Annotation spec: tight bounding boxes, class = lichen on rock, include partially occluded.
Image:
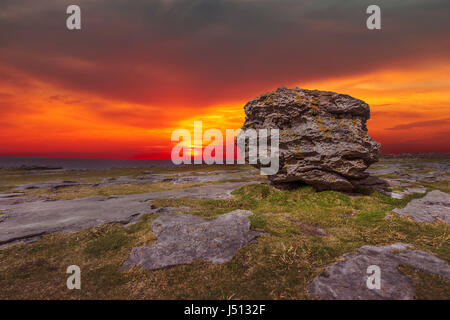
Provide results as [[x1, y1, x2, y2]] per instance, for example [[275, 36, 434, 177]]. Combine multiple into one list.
[[308, 243, 450, 300], [239, 86, 381, 191]]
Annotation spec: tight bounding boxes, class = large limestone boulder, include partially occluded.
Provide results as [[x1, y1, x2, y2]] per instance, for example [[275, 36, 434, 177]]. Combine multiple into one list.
[[239, 86, 380, 191]]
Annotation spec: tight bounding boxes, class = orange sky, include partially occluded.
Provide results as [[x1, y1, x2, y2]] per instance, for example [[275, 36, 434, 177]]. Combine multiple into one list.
[[0, 1, 449, 158], [1, 62, 448, 158]]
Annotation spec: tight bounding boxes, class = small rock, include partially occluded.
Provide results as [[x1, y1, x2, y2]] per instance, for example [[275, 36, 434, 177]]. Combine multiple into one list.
[[308, 243, 450, 300], [390, 191, 407, 199], [405, 187, 426, 194], [385, 179, 411, 187], [393, 190, 450, 223]]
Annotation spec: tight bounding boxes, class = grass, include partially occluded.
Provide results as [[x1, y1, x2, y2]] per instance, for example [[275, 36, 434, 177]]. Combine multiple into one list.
[[420, 180, 450, 193], [399, 265, 450, 300], [84, 230, 132, 257], [0, 185, 15, 193], [0, 180, 448, 299]]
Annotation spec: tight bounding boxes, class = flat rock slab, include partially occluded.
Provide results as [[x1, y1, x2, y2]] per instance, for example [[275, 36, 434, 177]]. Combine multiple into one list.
[[406, 187, 427, 194], [389, 191, 407, 200], [0, 182, 250, 247], [122, 210, 262, 270], [393, 190, 450, 223], [169, 174, 246, 184], [15, 180, 81, 191], [308, 243, 450, 300], [98, 173, 255, 186], [0, 193, 24, 199], [367, 161, 450, 183], [0, 196, 51, 207]]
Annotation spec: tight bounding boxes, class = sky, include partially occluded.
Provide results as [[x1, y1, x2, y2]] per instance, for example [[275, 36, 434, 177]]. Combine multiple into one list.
[[0, 0, 449, 159]]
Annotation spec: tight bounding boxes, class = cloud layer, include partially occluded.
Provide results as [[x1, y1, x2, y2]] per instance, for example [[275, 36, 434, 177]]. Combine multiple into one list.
[[0, 0, 449, 157]]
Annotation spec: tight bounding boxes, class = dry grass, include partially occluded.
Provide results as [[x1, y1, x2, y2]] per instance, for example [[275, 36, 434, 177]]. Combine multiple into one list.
[[398, 265, 450, 300]]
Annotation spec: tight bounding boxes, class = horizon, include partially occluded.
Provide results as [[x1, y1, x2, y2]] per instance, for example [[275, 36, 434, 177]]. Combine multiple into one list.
[[1, 150, 449, 162], [1, 0, 449, 158]]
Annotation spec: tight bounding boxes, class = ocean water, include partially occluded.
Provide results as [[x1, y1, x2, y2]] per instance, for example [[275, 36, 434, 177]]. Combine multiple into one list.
[[0, 157, 175, 170]]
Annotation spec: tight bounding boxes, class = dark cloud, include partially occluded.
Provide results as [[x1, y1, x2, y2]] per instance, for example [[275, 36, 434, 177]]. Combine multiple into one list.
[[380, 137, 450, 154], [0, 0, 449, 108], [387, 117, 450, 130], [371, 110, 425, 119]]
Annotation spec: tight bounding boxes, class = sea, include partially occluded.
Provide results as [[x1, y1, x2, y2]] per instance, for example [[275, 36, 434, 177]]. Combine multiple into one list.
[[0, 157, 175, 170]]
